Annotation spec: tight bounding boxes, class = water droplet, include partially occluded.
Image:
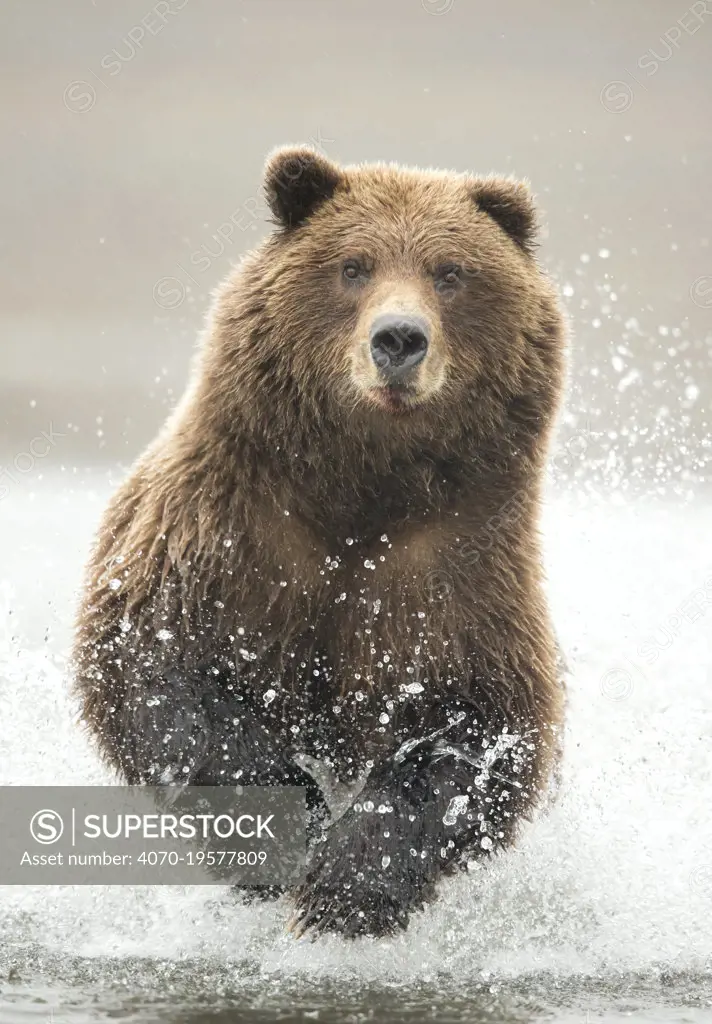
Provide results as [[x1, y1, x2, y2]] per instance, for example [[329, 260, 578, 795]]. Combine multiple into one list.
[[443, 794, 469, 826]]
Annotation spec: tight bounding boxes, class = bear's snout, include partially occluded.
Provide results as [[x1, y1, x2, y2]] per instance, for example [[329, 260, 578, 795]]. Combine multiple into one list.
[[369, 314, 430, 384]]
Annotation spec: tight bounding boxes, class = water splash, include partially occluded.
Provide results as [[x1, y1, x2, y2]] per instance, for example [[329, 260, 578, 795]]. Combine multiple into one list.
[[1, 483, 711, 1018]]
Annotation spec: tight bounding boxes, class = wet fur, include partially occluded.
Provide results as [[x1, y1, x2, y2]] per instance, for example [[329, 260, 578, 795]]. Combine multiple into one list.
[[73, 147, 567, 938]]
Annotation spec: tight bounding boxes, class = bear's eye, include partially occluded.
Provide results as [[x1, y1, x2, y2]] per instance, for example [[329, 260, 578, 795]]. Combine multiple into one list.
[[342, 259, 367, 283], [434, 264, 463, 291]]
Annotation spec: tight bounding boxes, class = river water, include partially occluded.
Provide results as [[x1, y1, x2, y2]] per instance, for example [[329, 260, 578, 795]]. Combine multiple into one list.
[[0, 475, 710, 1022]]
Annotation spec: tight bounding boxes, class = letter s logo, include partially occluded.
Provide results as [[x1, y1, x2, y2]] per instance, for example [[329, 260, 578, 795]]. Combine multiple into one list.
[[30, 809, 64, 845]]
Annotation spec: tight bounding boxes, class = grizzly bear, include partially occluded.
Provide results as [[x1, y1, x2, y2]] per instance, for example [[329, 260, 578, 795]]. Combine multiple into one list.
[[73, 146, 566, 938]]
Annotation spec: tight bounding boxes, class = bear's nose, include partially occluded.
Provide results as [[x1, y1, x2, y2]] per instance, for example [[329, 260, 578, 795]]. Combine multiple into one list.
[[369, 314, 430, 383]]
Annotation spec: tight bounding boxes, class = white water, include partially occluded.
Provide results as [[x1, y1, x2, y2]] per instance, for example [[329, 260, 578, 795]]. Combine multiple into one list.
[[1, 473, 711, 1019]]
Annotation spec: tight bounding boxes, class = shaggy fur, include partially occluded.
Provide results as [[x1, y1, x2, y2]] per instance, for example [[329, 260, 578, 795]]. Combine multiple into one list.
[[73, 146, 567, 938]]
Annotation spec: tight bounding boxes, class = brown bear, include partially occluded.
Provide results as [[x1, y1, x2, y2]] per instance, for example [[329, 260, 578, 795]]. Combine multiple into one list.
[[73, 146, 566, 938]]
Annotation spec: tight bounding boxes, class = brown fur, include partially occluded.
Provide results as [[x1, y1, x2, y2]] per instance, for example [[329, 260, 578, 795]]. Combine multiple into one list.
[[73, 146, 567, 938]]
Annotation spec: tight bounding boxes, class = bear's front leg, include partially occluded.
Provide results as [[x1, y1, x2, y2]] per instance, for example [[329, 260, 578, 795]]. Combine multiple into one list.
[[98, 663, 329, 842], [289, 700, 542, 938]]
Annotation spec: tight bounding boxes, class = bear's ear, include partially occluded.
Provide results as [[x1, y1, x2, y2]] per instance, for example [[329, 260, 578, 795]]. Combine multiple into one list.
[[263, 146, 343, 229], [469, 177, 538, 254]]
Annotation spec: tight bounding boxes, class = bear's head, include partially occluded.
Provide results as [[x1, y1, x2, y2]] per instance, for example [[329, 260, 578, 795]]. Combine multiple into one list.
[[202, 146, 565, 463]]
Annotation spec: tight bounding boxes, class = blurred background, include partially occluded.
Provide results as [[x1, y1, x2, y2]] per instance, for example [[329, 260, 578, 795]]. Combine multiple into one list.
[[1, 0, 710, 495], [1, 9, 712, 1016]]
